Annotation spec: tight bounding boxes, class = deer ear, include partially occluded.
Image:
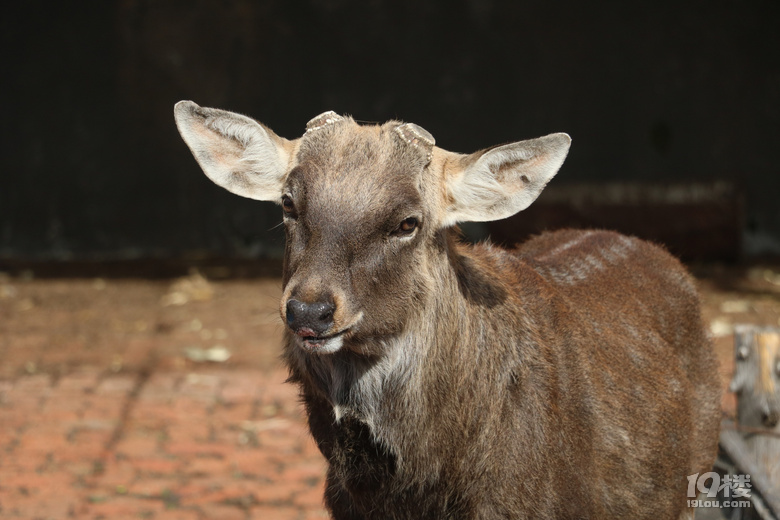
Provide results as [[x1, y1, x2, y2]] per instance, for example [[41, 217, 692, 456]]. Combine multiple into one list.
[[174, 100, 293, 201], [440, 133, 571, 226]]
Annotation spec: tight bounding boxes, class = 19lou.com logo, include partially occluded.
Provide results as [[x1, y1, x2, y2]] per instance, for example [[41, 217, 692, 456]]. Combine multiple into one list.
[[687, 472, 752, 508]]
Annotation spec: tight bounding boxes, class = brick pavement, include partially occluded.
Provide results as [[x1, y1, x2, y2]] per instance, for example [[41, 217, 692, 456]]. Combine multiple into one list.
[[0, 367, 329, 520]]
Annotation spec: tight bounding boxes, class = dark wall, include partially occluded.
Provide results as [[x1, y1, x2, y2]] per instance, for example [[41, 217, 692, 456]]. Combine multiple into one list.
[[2, 0, 778, 261]]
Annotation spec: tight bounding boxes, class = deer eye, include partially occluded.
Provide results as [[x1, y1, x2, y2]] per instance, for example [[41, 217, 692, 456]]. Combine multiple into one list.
[[392, 217, 419, 237], [282, 195, 297, 217]]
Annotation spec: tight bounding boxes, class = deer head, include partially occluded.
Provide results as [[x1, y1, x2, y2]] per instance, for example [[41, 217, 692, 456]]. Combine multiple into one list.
[[174, 101, 570, 354]]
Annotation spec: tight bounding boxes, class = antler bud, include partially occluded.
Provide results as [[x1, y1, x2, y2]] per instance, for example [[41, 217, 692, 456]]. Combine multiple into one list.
[[394, 123, 435, 162], [305, 111, 344, 134]]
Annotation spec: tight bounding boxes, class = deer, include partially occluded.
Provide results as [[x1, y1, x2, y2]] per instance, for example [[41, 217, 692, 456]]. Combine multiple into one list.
[[174, 100, 721, 520]]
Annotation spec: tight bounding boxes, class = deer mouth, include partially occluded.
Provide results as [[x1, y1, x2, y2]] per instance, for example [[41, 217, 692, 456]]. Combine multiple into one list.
[[296, 328, 348, 354]]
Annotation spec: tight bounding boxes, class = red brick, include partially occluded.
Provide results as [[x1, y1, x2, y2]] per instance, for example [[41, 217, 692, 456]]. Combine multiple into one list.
[[0, 381, 13, 403], [165, 441, 231, 458], [186, 491, 259, 509], [138, 376, 178, 403], [71, 417, 118, 434], [115, 433, 161, 459], [176, 478, 256, 507], [0, 361, 337, 520], [0, 428, 17, 448], [300, 437, 322, 458], [57, 370, 101, 393], [260, 378, 298, 403], [179, 375, 221, 401], [231, 449, 284, 477], [35, 396, 83, 420], [0, 469, 73, 496], [257, 429, 305, 453], [14, 374, 52, 391], [211, 425, 246, 447], [96, 375, 137, 395], [127, 476, 182, 497], [51, 447, 104, 468], [279, 461, 326, 484], [71, 461, 100, 478], [171, 397, 215, 418], [131, 456, 182, 475], [15, 431, 70, 456], [293, 484, 325, 508], [80, 397, 125, 423], [64, 428, 112, 450], [0, 490, 78, 519], [79, 495, 166, 518], [184, 456, 232, 478], [0, 452, 48, 474], [196, 503, 246, 520], [155, 508, 202, 520], [211, 402, 254, 426], [41, 393, 87, 415], [166, 422, 212, 444], [129, 403, 180, 427], [253, 481, 301, 505], [301, 509, 331, 520], [96, 459, 137, 488], [25, 412, 75, 432], [249, 505, 302, 520], [220, 378, 260, 405], [0, 408, 34, 430]]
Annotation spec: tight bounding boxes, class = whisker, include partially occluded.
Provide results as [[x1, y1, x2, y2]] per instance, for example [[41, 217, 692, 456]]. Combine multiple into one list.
[[268, 220, 285, 232]]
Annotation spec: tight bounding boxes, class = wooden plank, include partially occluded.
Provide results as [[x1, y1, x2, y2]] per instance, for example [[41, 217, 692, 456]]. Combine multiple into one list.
[[719, 424, 780, 519], [724, 325, 780, 519]]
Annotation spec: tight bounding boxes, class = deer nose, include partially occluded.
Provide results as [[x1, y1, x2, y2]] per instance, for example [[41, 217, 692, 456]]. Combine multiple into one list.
[[286, 299, 335, 336]]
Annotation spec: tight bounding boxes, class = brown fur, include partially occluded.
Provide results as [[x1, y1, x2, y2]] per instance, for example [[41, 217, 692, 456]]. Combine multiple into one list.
[[174, 103, 721, 519]]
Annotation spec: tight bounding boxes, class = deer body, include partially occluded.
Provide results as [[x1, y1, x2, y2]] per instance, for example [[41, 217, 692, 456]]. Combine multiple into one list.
[[174, 102, 720, 519]]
